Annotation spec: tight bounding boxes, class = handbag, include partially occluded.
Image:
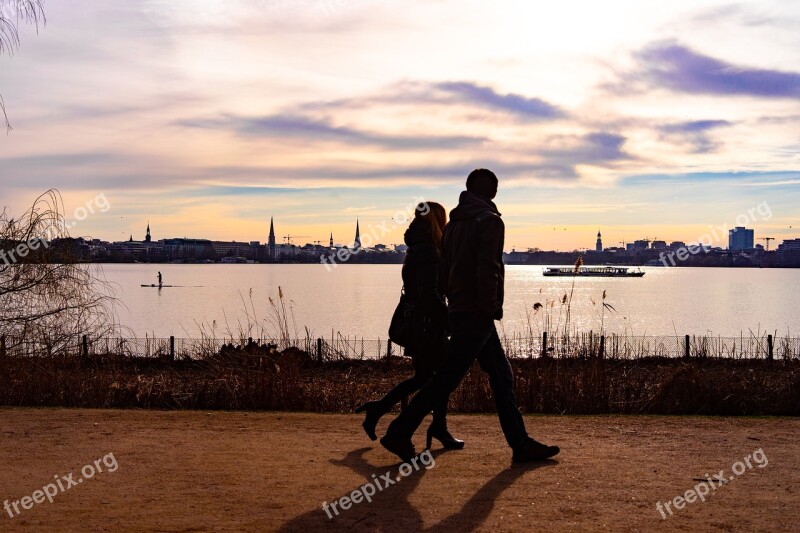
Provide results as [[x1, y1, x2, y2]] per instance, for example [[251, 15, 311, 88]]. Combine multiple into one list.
[[389, 287, 446, 349], [389, 287, 415, 347]]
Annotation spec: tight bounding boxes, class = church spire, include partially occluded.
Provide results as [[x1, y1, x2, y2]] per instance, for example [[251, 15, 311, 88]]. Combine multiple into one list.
[[329, 232, 334, 248], [268, 217, 276, 257], [354, 219, 361, 250], [145, 221, 151, 243]]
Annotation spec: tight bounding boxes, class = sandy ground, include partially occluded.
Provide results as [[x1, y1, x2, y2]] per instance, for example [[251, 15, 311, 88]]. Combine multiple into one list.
[[0, 409, 797, 532]]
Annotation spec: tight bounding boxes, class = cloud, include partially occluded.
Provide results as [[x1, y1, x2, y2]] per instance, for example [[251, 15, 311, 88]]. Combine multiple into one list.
[[689, 3, 798, 29], [205, 160, 577, 182], [179, 113, 484, 150], [503, 202, 650, 215], [0, 150, 197, 191], [257, 131, 625, 182], [757, 114, 800, 125], [618, 41, 800, 98], [658, 119, 733, 154], [622, 170, 800, 186], [2, 129, 630, 197], [197, 132, 632, 184], [543, 132, 631, 166], [0, 152, 121, 168], [659, 120, 732, 133], [301, 80, 566, 121], [343, 205, 377, 213], [431, 81, 566, 119], [737, 177, 800, 187], [571, 132, 628, 162]]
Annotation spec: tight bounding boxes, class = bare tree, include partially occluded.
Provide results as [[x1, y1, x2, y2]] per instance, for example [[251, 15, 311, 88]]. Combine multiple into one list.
[[1, 189, 120, 355], [1, 0, 45, 132], [1, 6, 121, 354]]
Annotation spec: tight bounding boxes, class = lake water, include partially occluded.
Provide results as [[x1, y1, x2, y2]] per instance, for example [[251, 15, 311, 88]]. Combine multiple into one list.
[[100, 264, 800, 339]]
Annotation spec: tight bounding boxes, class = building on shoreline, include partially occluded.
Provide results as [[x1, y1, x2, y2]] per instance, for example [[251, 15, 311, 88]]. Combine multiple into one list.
[[776, 238, 800, 267], [502, 229, 800, 268], [59, 223, 800, 268], [729, 227, 755, 251], [211, 240, 260, 260], [93, 220, 405, 264]]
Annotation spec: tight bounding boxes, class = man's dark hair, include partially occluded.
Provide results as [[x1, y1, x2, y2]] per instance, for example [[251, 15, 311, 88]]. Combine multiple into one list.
[[466, 168, 498, 199]]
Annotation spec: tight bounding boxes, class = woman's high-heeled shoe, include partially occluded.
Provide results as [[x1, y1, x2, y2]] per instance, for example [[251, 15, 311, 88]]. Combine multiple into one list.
[[426, 425, 465, 450], [355, 401, 385, 441]]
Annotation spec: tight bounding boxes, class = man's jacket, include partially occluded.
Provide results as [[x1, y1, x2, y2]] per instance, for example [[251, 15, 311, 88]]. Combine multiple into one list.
[[441, 190, 505, 319]]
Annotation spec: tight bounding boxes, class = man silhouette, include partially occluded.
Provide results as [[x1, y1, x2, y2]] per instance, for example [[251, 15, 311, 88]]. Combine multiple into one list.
[[381, 169, 559, 463]]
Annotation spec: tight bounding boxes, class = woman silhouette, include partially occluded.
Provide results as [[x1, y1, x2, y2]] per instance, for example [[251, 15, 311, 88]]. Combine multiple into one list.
[[356, 202, 463, 450]]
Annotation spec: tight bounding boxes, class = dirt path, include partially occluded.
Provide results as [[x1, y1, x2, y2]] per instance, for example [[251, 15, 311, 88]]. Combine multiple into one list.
[[0, 409, 797, 531]]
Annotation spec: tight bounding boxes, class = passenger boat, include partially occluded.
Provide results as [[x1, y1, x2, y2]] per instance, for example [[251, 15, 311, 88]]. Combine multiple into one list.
[[543, 266, 645, 277]]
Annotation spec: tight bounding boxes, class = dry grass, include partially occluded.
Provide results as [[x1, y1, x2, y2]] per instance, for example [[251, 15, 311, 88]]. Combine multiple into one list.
[[1, 349, 798, 415]]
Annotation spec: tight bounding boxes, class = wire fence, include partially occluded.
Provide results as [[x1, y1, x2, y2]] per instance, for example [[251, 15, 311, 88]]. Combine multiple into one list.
[[0, 334, 403, 361], [1, 332, 799, 360], [502, 332, 800, 360]]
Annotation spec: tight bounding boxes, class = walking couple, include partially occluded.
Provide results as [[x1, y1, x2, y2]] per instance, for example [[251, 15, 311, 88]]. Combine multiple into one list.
[[356, 169, 559, 463]]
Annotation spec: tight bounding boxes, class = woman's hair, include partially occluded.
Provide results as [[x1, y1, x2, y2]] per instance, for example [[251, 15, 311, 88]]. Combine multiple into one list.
[[415, 202, 447, 248]]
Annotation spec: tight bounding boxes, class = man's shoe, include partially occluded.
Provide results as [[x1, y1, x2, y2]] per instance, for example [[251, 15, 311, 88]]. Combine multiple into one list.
[[380, 433, 416, 463], [512, 439, 560, 462]]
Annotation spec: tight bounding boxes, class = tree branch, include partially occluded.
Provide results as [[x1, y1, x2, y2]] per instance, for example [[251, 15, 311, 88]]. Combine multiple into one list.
[[1, 0, 46, 132]]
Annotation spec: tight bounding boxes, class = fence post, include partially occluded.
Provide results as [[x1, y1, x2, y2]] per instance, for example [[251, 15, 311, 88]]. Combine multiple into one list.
[[397, 340, 408, 409], [1, 335, 6, 358], [317, 338, 323, 364], [82, 335, 89, 358], [541, 332, 548, 357], [684, 335, 691, 359], [599, 335, 605, 359], [169, 336, 175, 361], [767, 334, 774, 360]]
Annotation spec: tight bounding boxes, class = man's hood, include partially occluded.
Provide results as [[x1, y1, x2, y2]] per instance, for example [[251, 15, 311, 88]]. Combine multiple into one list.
[[449, 190, 501, 222]]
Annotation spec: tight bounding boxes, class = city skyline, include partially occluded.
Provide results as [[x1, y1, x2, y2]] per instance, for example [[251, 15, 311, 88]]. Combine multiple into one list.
[[105, 218, 788, 254], [1, 1, 799, 250]]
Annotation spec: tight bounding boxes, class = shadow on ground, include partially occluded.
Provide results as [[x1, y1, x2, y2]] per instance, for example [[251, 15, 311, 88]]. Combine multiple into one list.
[[277, 447, 557, 531]]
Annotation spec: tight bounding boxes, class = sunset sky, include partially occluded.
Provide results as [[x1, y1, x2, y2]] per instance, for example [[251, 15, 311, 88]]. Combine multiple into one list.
[[2, 0, 799, 251]]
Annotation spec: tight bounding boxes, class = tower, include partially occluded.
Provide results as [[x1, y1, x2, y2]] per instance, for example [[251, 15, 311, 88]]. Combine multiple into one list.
[[145, 222, 151, 243], [354, 219, 361, 250], [596, 230, 602, 253], [329, 232, 334, 248], [268, 217, 276, 258]]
